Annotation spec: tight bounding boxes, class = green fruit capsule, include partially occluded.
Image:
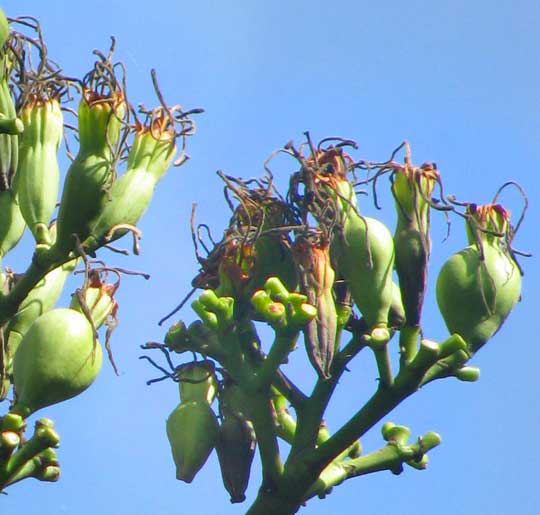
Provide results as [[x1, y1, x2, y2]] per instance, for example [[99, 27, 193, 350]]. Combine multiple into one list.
[[52, 88, 126, 258], [216, 411, 256, 503], [12, 308, 102, 416], [83, 118, 176, 252], [15, 98, 64, 246], [436, 244, 521, 352], [0, 189, 25, 259], [177, 361, 218, 405], [166, 401, 219, 483], [333, 212, 395, 331], [312, 165, 395, 333]]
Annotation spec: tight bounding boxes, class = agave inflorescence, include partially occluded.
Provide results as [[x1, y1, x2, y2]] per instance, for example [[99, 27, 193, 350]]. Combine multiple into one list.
[[142, 132, 527, 514]]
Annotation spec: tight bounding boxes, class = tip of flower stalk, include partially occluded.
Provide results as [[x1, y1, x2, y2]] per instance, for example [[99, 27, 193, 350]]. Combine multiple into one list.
[[454, 366, 480, 382], [37, 465, 61, 482], [382, 422, 411, 444], [267, 302, 286, 319], [35, 424, 60, 448], [368, 326, 391, 347], [1, 412, 26, 432], [420, 431, 442, 450], [406, 454, 429, 470], [10, 404, 32, 419], [0, 431, 20, 449], [264, 277, 290, 302]]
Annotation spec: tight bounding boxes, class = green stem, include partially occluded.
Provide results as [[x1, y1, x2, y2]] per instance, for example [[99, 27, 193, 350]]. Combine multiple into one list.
[[245, 488, 302, 515], [372, 344, 394, 389], [0, 432, 52, 486], [0, 458, 39, 488], [245, 391, 284, 490], [219, 326, 254, 387], [399, 325, 420, 368], [303, 339, 440, 473], [420, 349, 471, 385], [0, 254, 67, 326], [287, 336, 366, 462], [305, 445, 404, 499], [273, 370, 308, 411], [255, 333, 298, 390]]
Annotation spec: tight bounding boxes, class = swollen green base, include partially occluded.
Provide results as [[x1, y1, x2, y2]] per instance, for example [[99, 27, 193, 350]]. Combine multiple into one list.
[[436, 244, 521, 351], [13, 308, 103, 414]]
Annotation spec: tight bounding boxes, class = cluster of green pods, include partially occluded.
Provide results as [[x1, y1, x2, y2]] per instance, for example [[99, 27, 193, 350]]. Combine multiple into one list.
[[165, 362, 258, 502], [146, 130, 526, 508], [0, 8, 203, 495], [159, 135, 525, 409]]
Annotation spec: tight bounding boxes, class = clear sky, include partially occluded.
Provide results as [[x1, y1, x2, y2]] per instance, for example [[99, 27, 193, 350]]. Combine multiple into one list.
[[2, 1, 539, 514]]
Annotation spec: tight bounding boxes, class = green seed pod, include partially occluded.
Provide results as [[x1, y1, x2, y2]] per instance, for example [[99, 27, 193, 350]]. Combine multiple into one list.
[[166, 400, 219, 483], [12, 308, 103, 416], [382, 422, 411, 445], [177, 361, 218, 405], [301, 148, 395, 334], [52, 88, 126, 257], [0, 189, 25, 259], [333, 212, 395, 331], [14, 98, 63, 246], [216, 411, 256, 503], [437, 203, 522, 353], [436, 243, 521, 353], [83, 119, 176, 252]]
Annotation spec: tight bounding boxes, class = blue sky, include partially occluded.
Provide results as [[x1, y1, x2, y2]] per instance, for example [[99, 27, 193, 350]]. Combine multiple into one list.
[[2, 1, 539, 514]]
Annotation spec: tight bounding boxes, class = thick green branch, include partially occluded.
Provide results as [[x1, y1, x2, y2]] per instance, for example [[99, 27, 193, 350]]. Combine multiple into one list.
[[273, 370, 308, 411], [304, 339, 442, 472], [254, 333, 299, 390], [306, 431, 441, 500], [287, 335, 367, 461]]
